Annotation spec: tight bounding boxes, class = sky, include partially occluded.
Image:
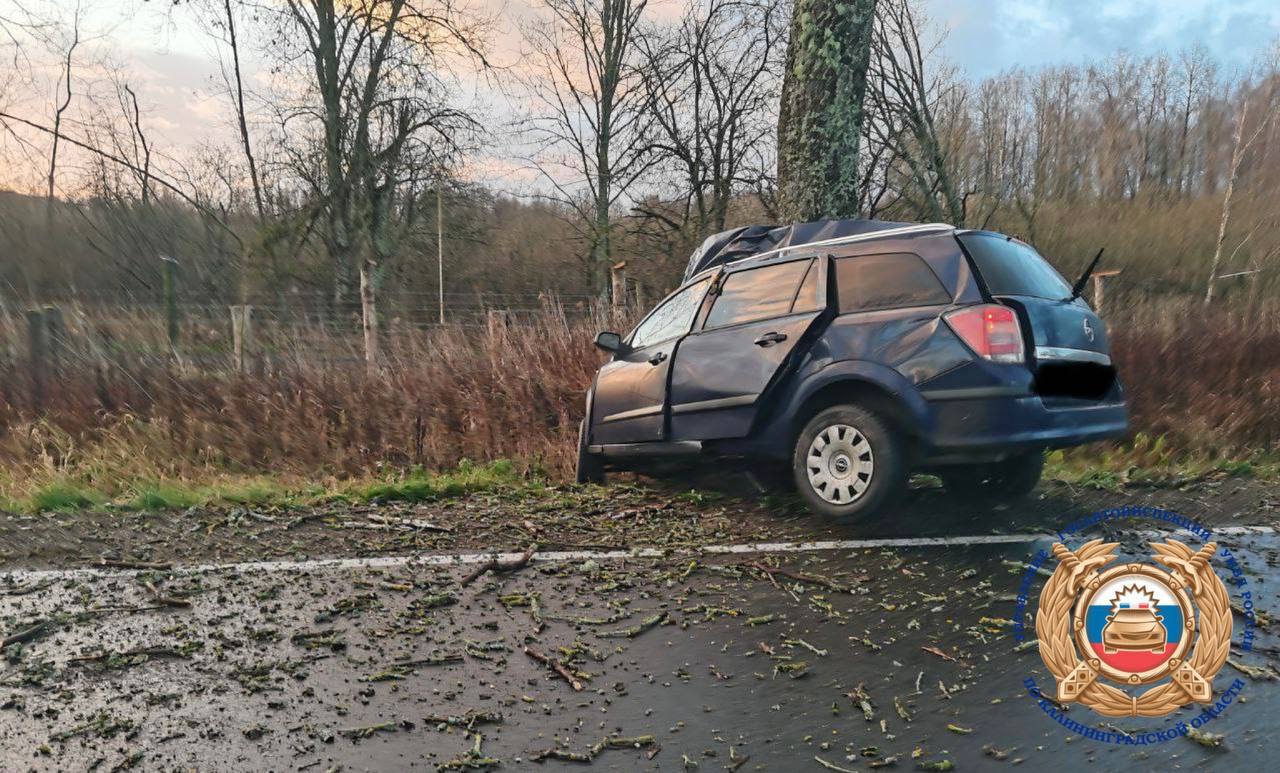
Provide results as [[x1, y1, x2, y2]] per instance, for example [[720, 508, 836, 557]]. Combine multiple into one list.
[[932, 0, 1280, 79], [2, 0, 1278, 194]]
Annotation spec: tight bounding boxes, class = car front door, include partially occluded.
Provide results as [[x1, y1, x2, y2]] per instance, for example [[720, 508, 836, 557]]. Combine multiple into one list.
[[668, 257, 827, 441], [589, 278, 711, 445]]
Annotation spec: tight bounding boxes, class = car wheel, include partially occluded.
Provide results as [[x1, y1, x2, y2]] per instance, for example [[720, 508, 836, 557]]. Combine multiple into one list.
[[939, 451, 1043, 501], [792, 405, 907, 521], [575, 420, 605, 484]]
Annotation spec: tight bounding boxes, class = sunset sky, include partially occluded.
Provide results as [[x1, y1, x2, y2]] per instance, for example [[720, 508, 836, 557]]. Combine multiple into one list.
[[2, 0, 1278, 194]]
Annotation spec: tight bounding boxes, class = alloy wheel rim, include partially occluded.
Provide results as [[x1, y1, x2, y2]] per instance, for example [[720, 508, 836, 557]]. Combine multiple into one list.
[[806, 424, 874, 504]]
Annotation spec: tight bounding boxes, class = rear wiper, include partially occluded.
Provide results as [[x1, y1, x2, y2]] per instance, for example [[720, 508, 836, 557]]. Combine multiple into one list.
[[1068, 247, 1105, 301]]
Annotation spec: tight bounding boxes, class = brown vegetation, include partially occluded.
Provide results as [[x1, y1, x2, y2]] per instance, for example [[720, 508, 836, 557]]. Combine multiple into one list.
[[1, 295, 1276, 508]]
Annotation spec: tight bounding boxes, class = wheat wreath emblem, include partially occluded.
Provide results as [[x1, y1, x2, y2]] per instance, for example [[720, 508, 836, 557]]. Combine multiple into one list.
[[1034, 539, 1231, 718]]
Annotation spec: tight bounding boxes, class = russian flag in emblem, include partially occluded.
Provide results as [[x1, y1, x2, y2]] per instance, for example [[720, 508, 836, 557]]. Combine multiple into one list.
[[1081, 576, 1184, 673]]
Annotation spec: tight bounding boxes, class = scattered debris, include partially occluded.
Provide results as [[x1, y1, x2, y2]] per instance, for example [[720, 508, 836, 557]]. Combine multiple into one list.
[[531, 734, 656, 763], [1185, 728, 1225, 749], [524, 645, 584, 691], [461, 544, 537, 587]]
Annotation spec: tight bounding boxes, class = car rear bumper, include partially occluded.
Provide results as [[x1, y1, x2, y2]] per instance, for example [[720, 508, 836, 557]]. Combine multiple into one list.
[[923, 394, 1128, 453]]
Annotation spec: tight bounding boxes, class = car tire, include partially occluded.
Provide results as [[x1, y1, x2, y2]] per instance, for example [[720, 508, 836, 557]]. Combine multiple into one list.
[[791, 405, 907, 521], [575, 420, 605, 484], [939, 451, 1044, 501]]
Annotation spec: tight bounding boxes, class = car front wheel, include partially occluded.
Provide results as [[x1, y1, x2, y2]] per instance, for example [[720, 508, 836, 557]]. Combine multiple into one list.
[[792, 405, 907, 521]]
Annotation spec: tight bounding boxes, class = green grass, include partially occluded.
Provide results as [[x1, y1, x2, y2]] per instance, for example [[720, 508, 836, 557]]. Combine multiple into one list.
[[127, 483, 207, 511], [341, 459, 525, 504], [4, 444, 1274, 515], [26, 482, 104, 512], [2, 459, 535, 515]]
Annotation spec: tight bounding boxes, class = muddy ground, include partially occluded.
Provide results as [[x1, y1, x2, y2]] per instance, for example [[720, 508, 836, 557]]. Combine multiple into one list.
[[1, 476, 1277, 771]]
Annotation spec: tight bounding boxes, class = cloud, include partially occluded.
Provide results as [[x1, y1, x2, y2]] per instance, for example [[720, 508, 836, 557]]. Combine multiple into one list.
[[929, 0, 1280, 78]]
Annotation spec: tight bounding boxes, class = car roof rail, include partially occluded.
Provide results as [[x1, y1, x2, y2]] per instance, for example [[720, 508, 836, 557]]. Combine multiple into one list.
[[724, 222, 956, 269]]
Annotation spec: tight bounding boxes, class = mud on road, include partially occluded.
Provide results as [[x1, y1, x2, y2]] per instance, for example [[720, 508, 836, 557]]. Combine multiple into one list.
[[1, 476, 1278, 771]]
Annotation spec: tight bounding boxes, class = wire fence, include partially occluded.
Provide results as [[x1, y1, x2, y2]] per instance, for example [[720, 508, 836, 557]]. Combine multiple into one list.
[[0, 290, 639, 386], [2, 270, 1277, 384]]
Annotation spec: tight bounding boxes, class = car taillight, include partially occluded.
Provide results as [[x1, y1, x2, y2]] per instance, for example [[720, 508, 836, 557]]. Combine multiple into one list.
[[944, 304, 1025, 364]]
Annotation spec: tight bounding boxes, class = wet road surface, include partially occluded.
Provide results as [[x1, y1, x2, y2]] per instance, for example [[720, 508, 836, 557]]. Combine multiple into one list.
[[1, 481, 1278, 771]]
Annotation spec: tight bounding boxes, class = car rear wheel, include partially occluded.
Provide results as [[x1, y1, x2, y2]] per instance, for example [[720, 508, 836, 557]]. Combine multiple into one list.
[[939, 451, 1043, 501], [792, 405, 907, 521], [575, 420, 605, 484]]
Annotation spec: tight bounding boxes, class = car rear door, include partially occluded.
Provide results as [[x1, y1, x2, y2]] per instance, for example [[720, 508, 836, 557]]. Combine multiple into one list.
[[957, 232, 1111, 361], [668, 257, 826, 441], [957, 233, 1117, 399], [590, 278, 710, 445]]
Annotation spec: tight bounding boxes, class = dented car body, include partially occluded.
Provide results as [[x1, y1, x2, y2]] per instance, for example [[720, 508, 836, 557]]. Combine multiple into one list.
[[578, 221, 1128, 519]]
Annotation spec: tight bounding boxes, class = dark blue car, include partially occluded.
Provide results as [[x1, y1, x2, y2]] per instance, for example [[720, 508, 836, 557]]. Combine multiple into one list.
[[576, 221, 1127, 519]]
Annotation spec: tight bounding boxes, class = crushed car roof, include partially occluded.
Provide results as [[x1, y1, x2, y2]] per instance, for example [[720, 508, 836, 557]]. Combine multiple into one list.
[[683, 219, 953, 281]]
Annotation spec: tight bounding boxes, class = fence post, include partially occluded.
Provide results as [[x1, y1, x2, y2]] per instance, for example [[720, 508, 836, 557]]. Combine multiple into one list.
[[231, 305, 253, 373], [27, 309, 47, 410], [1092, 269, 1121, 316], [42, 305, 63, 374], [161, 255, 180, 354], [486, 309, 510, 337], [611, 261, 627, 308]]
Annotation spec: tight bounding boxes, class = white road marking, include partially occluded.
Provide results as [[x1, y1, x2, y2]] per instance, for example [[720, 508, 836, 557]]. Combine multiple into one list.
[[2, 525, 1273, 583]]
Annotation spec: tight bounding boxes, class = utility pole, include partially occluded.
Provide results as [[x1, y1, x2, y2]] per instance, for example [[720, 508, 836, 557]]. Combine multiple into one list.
[[437, 182, 445, 324]]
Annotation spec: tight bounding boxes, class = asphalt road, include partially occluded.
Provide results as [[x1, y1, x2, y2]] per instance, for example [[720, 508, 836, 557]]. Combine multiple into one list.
[[1, 479, 1277, 771]]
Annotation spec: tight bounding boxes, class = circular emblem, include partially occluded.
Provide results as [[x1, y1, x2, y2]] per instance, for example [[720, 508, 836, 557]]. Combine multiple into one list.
[[1035, 539, 1231, 717], [1071, 564, 1193, 685]]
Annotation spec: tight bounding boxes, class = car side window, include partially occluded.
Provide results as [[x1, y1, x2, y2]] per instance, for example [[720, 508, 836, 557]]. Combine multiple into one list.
[[704, 259, 811, 329], [629, 279, 709, 349], [835, 253, 950, 313], [791, 259, 821, 314]]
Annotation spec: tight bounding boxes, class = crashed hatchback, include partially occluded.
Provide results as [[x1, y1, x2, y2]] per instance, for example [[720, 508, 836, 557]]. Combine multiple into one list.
[[576, 220, 1128, 520]]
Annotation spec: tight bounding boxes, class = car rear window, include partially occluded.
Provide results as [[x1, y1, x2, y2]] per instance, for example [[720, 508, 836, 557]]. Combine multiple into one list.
[[835, 253, 949, 312], [958, 233, 1071, 299], [705, 259, 811, 328]]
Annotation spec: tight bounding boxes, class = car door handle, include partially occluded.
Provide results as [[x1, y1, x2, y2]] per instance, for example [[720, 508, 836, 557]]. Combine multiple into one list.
[[754, 332, 787, 347], [647, 352, 668, 365]]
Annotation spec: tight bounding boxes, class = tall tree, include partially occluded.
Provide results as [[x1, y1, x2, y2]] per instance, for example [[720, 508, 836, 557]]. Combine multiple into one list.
[[521, 0, 651, 298], [775, 0, 878, 222], [273, 0, 484, 367], [637, 0, 785, 240]]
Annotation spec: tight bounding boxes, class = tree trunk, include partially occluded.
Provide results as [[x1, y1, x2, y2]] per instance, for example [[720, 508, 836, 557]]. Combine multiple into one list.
[[1205, 101, 1248, 305], [776, 0, 878, 223], [359, 257, 380, 375]]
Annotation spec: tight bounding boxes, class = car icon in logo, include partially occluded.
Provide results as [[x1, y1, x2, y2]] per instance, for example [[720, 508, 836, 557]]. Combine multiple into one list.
[[1083, 318, 1095, 342]]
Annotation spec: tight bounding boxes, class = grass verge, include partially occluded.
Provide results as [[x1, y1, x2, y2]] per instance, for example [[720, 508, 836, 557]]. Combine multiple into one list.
[[3, 460, 534, 515], [1045, 434, 1280, 491]]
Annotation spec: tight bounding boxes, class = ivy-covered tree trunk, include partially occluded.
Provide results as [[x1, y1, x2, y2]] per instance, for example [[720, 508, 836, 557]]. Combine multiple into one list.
[[777, 0, 878, 222]]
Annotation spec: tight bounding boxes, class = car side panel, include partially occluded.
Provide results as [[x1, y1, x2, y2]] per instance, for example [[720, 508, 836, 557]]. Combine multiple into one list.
[[815, 307, 973, 387], [589, 340, 675, 444], [668, 311, 823, 441], [740, 357, 935, 459]]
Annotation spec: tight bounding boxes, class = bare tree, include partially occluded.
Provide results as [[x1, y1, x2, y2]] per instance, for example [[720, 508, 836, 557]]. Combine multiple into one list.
[[637, 0, 785, 240], [1205, 76, 1279, 304], [269, 0, 486, 369], [864, 0, 969, 224], [1174, 46, 1215, 196], [218, 0, 266, 223], [46, 2, 81, 216], [520, 0, 651, 298]]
